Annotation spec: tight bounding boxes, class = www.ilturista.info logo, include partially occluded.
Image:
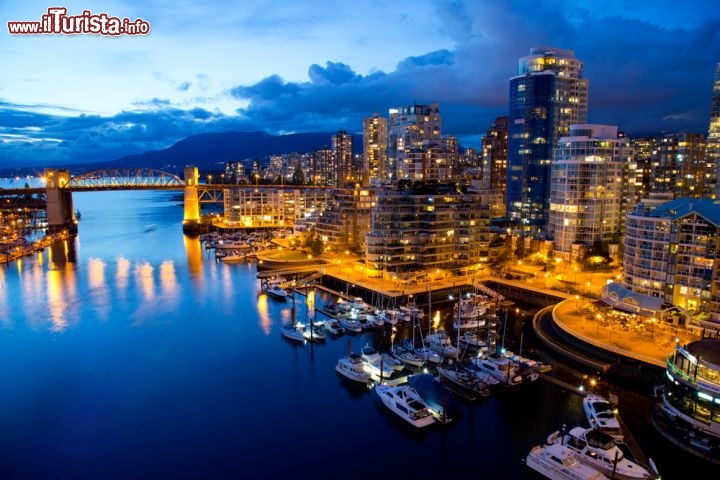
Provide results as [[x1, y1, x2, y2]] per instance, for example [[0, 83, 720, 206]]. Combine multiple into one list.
[[8, 7, 150, 35]]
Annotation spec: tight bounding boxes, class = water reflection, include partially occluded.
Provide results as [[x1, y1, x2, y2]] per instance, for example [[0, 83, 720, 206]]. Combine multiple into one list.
[[88, 258, 109, 320], [46, 268, 68, 331], [116, 257, 130, 293], [183, 235, 203, 278], [257, 294, 271, 335]]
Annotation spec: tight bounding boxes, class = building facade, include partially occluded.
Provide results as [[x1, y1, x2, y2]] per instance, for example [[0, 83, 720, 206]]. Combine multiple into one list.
[[388, 102, 442, 182], [222, 187, 331, 229], [651, 133, 709, 198], [314, 186, 376, 252], [481, 116, 509, 193], [507, 47, 589, 235], [708, 63, 720, 198], [332, 131, 354, 187], [623, 198, 720, 330], [365, 183, 491, 275], [548, 125, 635, 260], [363, 113, 388, 185]]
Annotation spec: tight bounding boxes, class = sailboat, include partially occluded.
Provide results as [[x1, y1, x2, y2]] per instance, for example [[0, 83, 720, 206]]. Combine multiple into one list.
[[281, 285, 305, 343], [301, 288, 325, 342]]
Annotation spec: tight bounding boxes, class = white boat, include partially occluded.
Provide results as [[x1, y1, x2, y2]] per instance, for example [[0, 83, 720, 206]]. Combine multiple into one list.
[[437, 367, 490, 399], [280, 323, 304, 343], [414, 346, 443, 365], [336, 353, 370, 384], [547, 426, 655, 480], [391, 343, 426, 369], [471, 354, 523, 386], [425, 330, 460, 360], [380, 352, 405, 372], [525, 442, 608, 480], [337, 316, 363, 333], [221, 254, 246, 264], [302, 323, 326, 342], [374, 384, 436, 428], [323, 318, 345, 335], [582, 393, 624, 443], [458, 331, 489, 353], [503, 350, 552, 373], [267, 284, 288, 301], [361, 344, 395, 379]]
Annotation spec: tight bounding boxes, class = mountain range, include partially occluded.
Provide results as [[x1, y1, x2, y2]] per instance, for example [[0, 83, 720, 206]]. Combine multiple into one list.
[[1, 131, 362, 177], [80, 131, 365, 174]]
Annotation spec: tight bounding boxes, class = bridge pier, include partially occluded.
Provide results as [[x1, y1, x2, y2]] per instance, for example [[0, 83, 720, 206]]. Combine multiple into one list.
[[44, 169, 78, 234], [182, 166, 202, 234]]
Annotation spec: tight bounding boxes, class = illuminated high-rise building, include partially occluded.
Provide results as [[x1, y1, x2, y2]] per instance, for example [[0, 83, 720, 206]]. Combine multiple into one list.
[[332, 130, 354, 187], [388, 102, 442, 181], [507, 47, 589, 235], [630, 136, 658, 202], [548, 125, 635, 261], [651, 133, 708, 198], [362, 113, 388, 185], [708, 63, 720, 197], [481, 116, 508, 192]]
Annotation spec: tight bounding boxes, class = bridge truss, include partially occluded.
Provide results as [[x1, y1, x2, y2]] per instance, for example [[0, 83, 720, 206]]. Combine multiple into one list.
[[67, 169, 185, 190]]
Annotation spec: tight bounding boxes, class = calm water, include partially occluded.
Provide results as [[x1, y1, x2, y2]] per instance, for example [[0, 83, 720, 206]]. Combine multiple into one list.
[[0, 189, 702, 479]]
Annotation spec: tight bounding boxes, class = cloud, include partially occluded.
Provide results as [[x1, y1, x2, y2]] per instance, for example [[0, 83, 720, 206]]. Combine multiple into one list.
[[2, 0, 718, 166]]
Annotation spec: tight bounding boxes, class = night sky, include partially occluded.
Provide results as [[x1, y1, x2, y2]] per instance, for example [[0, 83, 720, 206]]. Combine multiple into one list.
[[2, 0, 718, 166]]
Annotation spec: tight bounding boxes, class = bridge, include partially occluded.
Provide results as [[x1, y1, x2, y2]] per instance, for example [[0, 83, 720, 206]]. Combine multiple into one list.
[[0, 167, 332, 234]]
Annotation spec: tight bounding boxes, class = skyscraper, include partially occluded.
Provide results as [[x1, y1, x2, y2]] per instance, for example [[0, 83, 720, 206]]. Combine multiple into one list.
[[548, 125, 635, 260], [362, 113, 388, 185], [708, 63, 720, 198], [652, 133, 708, 198], [481, 116, 508, 192], [507, 47, 589, 235], [332, 130, 354, 187], [388, 102, 442, 181]]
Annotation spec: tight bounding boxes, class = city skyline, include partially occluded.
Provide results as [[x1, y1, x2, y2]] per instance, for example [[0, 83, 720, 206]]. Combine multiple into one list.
[[1, 0, 719, 167]]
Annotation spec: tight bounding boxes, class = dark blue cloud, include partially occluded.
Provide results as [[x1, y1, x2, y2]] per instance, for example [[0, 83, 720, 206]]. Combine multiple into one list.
[[2, 0, 718, 166]]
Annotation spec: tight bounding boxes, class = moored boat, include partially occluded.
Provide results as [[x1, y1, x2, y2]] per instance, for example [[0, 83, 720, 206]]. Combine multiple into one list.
[[281, 323, 305, 343], [336, 353, 370, 384], [524, 442, 608, 480], [546, 425, 656, 480], [437, 366, 490, 399], [374, 384, 436, 428], [582, 393, 624, 443], [267, 283, 288, 301], [471, 354, 523, 386]]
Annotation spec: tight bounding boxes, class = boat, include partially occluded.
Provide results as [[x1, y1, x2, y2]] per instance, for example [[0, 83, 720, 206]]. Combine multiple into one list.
[[337, 315, 363, 333], [335, 353, 370, 384], [221, 254, 246, 264], [503, 350, 552, 373], [391, 342, 426, 369], [380, 352, 404, 371], [471, 354, 523, 386], [425, 329, 460, 360], [546, 425, 656, 480], [374, 384, 436, 428], [323, 318, 345, 335], [280, 323, 305, 343], [524, 442, 608, 480], [266, 283, 288, 301], [437, 366, 490, 399], [582, 393, 624, 443], [301, 323, 326, 342], [414, 346, 443, 365], [361, 344, 395, 379], [458, 331, 489, 353]]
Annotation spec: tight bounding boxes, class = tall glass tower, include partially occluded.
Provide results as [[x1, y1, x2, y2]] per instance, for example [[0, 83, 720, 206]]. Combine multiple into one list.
[[708, 62, 720, 198], [507, 47, 588, 236]]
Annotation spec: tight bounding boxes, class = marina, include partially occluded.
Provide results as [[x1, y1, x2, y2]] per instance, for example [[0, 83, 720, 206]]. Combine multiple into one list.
[[0, 189, 709, 479]]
